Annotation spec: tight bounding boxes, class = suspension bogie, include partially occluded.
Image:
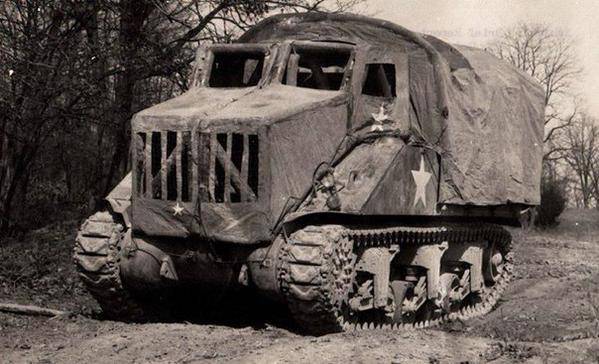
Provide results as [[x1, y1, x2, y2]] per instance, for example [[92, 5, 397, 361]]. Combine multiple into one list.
[[277, 223, 512, 334], [348, 235, 491, 322]]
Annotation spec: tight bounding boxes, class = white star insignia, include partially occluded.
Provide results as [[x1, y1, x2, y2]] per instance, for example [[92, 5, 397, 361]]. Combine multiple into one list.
[[411, 155, 432, 208], [370, 124, 384, 131], [172, 202, 185, 216], [370, 104, 390, 131]]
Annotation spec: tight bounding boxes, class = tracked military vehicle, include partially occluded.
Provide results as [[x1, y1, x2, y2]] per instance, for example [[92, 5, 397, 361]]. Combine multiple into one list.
[[74, 13, 544, 334]]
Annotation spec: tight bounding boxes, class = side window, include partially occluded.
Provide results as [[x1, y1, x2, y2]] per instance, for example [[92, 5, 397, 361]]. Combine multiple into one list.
[[209, 51, 265, 88], [283, 48, 351, 91], [362, 63, 396, 98]]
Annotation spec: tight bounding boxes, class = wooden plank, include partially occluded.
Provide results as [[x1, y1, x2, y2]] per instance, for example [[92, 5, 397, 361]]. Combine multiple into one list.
[[191, 132, 199, 202], [145, 133, 153, 198], [133, 133, 144, 196], [0, 303, 67, 317], [184, 132, 192, 202], [376, 64, 393, 97], [224, 133, 232, 202], [240, 134, 249, 201], [208, 134, 216, 202], [198, 133, 211, 202], [256, 129, 267, 203], [149, 145, 178, 196], [202, 51, 215, 87], [286, 54, 299, 86], [394, 52, 410, 130], [161, 132, 167, 200], [176, 132, 183, 201], [214, 142, 256, 201]]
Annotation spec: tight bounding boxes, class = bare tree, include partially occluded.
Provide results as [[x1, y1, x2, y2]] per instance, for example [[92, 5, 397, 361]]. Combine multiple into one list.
[[488, 23, 581, 161], [0, 0, 365, 235], [0, 1, 99, 233], [562, 114, 599, 208]]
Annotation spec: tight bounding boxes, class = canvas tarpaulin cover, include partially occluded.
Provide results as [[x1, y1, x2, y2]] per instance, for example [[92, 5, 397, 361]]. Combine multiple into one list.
[[240, 13, 545, 206]]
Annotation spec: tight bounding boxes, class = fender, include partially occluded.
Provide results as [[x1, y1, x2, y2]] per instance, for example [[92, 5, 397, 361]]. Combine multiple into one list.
[[106, 172, 132, 227], [292, 139, 440, 218]]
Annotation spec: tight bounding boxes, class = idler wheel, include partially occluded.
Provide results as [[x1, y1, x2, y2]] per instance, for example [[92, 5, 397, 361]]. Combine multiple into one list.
[[483, 242, 505, 285]]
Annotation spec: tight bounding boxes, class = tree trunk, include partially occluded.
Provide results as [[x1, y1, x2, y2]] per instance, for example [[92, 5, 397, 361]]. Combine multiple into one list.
[[1, 167, 21, 234], [84, 2, 111, 199], [103, 0, 152, 195]]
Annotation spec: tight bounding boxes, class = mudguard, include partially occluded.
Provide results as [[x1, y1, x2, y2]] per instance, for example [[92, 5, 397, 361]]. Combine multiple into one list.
[[106, 172, 132, 227]]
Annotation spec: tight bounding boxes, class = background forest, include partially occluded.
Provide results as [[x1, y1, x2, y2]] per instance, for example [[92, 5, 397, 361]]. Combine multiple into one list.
[[0, 0, 363, 235], [0, 0, 596, 237]]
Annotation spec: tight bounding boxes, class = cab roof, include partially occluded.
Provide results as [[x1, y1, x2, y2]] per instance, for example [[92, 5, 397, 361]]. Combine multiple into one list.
[[239, 12, 472, 72]]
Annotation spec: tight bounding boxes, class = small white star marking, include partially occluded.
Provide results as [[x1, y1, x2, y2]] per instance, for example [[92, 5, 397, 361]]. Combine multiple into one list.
[[411, 155, 432, 208], [172, 202, 184, 216], [370, 123, 384, 131], [370, 104, 390, 131]]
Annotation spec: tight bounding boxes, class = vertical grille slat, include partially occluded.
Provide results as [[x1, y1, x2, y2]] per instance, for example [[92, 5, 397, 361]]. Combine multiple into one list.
[[208, 134, 217, 202], [209, 132, 259, 203], [150, 132, 162, 199], [224, 133, 232, 202], [144, 133, 153, 199], [198, 133, 212, 202], [176, 132, 183, 201], [135, 129, 260, 204], [182, 132, 191, 202], [135, 133, 146, 196], [247, 134, 260, 201], [161, 132, 168, 200], [240, 134, 249, 202], [191, 132, 200, 202], [166, 131, 177, 201]]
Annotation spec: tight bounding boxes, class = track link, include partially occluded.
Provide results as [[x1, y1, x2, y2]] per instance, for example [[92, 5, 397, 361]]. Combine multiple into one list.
[[278, 225, 355, 334], [73, 211, 146, 320], [279, 223, 513, 335]]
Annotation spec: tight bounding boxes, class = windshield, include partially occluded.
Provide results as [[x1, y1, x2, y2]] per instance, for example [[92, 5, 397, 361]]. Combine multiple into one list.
[[282, 46, 352, 91], [208, 49, 265, 88]]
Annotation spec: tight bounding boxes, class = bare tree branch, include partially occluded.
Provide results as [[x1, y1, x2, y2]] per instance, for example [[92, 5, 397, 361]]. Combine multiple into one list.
[[488, 23, 581, 161]]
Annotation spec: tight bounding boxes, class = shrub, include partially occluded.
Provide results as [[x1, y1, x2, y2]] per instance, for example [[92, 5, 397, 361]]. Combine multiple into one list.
[[535, 177, 567, 227]]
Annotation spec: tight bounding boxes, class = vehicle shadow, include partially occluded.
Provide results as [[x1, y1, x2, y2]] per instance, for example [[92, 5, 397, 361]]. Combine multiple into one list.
[[87, 286, 300, 333]]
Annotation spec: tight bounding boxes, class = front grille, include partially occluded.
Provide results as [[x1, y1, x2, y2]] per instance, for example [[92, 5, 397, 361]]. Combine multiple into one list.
[[135, 131, 260, 203]]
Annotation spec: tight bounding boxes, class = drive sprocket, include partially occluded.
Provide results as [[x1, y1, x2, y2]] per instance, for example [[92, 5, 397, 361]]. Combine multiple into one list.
[[278, 225, 356, 335], [73, 210, 146, 321]]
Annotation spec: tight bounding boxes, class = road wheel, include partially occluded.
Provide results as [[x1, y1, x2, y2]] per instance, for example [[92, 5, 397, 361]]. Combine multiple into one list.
[[389, 281, 417, 324]]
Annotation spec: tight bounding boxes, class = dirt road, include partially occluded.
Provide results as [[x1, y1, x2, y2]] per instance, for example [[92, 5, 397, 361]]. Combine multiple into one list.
[[1, 210, 598, 363]]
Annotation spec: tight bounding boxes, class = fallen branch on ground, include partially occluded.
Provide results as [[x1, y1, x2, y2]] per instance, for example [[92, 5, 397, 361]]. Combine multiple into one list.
[[0, 303, 69, 317]]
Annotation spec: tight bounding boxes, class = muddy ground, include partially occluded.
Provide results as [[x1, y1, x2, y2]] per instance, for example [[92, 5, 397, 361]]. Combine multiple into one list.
[[1, 209, 598, 363]]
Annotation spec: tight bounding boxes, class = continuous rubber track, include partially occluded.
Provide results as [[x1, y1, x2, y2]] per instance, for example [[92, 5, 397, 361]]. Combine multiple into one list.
[[278, 223, 513, 335], [73, 211, 146, 321]]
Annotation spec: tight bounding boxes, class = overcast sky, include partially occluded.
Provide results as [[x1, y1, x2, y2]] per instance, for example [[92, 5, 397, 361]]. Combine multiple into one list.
[[355, 0, 599, 117]]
